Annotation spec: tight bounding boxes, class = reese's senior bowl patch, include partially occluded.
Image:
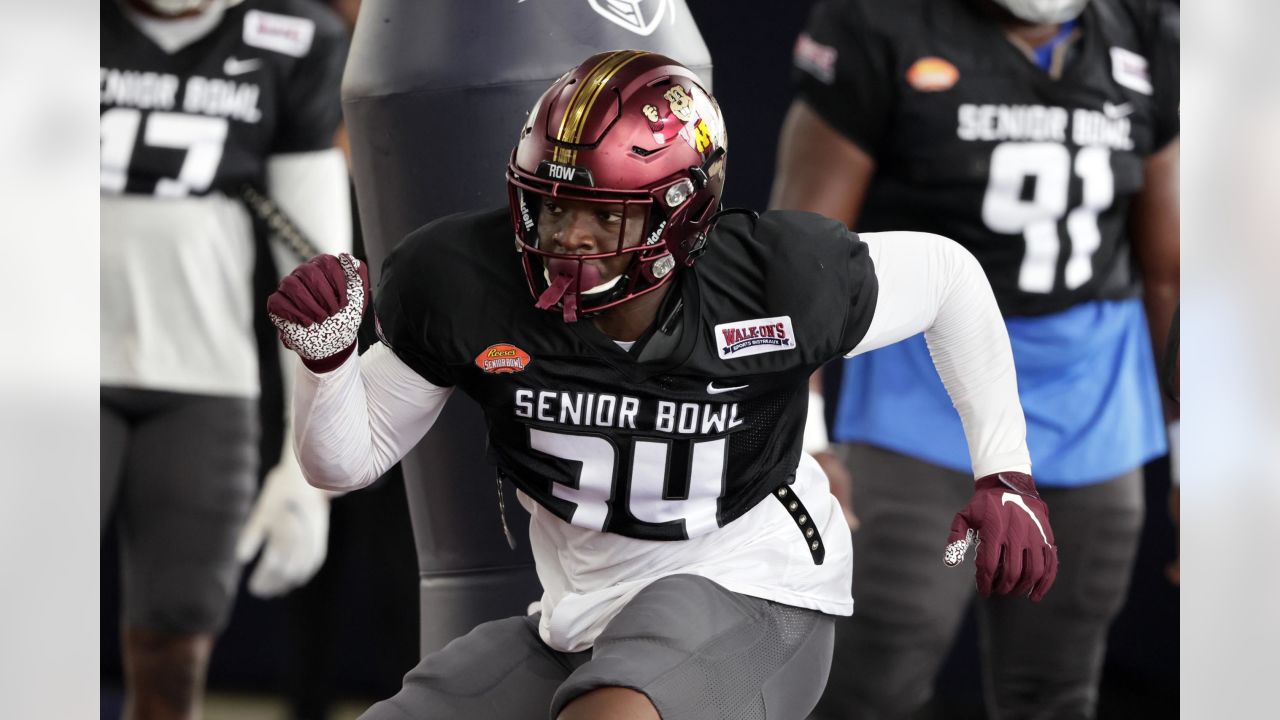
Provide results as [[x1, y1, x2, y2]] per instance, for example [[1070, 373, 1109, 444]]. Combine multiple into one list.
[[475, 343, 531, 374], [714, 316, 796, 360], [906, 56, 959, 92]]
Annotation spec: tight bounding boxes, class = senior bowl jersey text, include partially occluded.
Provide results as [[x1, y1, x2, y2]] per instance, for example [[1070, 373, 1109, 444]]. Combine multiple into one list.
[[375, 208, 878, 540]]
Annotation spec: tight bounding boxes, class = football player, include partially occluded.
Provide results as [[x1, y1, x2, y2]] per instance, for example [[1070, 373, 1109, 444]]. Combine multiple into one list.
[[100, 1, 350, 717], [772, 0, 1179, 717], [269, 51, 1056, 720]]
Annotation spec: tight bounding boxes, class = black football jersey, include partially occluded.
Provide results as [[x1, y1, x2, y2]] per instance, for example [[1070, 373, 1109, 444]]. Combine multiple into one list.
[[100, 0, 347, 197], [794, 0, 1179, 316], [375, 209, 877, 541]]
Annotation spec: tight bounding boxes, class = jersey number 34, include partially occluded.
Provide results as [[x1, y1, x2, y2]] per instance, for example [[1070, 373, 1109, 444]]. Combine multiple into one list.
[[530, 428, 728, 537]]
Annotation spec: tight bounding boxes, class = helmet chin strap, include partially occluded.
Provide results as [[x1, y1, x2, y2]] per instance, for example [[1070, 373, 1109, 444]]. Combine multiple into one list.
[[535, 258, 624, 323]]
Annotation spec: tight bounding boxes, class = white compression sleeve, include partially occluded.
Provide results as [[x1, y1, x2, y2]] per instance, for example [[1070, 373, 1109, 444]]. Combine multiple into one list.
[[265, 148, 354, 465], [265, 148, 353, 262], [802, 390, 830, 454], [849, 232, 1031, 478], [292, 343, 453, 491]]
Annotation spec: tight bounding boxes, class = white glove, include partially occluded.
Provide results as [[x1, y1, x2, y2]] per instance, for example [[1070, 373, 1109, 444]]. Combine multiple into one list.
[[236, 448, 331, 598]]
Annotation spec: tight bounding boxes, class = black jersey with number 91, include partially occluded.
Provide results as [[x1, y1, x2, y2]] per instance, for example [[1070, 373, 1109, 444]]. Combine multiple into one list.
[[794, 0, 1178, 316], [375, 209, 878, 541], [100, 0, 347, 198]]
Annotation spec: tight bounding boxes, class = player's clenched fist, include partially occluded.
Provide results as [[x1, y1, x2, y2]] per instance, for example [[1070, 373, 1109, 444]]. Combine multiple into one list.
[[268, 253, 369, 373], [943, 471, 1058, 602]]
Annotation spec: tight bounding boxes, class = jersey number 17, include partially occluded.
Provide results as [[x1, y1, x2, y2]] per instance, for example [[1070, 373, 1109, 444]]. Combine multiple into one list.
[[101, 108, 228, 197]]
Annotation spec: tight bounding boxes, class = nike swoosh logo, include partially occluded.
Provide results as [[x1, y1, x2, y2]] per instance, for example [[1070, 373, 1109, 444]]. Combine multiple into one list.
[[1001, 492, 1048, 544], [706, 381, 748, 395], [223, 56, 262, 76], [1102, 101, 1133, 119]]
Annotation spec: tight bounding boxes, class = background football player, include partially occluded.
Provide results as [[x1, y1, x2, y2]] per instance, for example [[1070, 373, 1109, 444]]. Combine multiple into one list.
[[100, 1, 350, 717], [772, 0, 1179, 717], [268, 51, 1057, 720]]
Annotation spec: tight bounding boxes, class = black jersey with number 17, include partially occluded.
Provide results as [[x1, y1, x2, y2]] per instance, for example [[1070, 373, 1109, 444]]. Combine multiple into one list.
[[794, 0, 1179, 316], [100, 0, 347, 197], [375, 209, 878, 541]]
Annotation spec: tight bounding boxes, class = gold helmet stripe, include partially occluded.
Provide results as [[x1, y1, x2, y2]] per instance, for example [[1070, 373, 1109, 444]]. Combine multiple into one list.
[[553, 50, 648, 165]]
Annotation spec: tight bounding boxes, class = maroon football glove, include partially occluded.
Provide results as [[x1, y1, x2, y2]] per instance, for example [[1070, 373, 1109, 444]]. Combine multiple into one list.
[[267, 253, 369, 373], [943, 471, 1058, 601]]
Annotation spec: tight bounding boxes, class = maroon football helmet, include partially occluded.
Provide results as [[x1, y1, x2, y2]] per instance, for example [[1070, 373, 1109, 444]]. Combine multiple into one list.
[[507, 50, 728, 322]]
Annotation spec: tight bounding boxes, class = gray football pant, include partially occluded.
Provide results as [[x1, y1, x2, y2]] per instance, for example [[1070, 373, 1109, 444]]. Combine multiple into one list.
[[361, 574, 836, 720], [101, 387, 259, 634], [813, 444, 1143, 720]]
